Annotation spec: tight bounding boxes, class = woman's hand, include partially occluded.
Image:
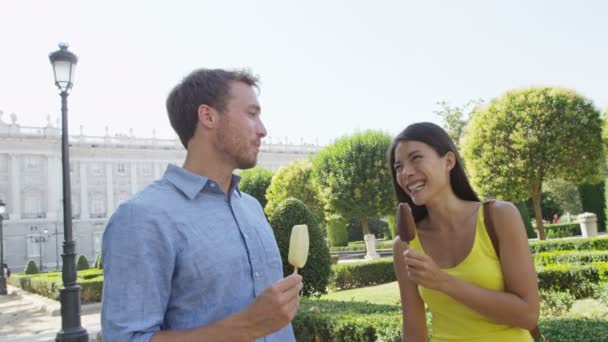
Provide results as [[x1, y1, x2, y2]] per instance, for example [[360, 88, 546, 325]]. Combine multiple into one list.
[[403, 249, 450, 292]]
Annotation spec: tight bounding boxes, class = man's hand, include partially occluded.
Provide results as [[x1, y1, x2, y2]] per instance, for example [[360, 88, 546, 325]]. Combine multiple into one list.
[[241, 274, 303, 339]]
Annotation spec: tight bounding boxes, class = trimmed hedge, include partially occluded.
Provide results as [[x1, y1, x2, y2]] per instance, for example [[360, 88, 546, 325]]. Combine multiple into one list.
[[24, 260, 39, 274], [535, 250, 608, 266], [330, 258, 395, 290], [331, 241, 393, 253], [76, 255, 90, 271], [536, 264, 601, 299], [293, 299, 404, 341], [579, 181, 606, 232], [529, 236, 608, 253], [544, 222, 581, 238], [7, 269, 103, 303]]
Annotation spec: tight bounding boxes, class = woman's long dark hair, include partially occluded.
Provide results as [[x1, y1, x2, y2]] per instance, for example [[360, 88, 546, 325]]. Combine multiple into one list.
[[387, 122, 479, 222]]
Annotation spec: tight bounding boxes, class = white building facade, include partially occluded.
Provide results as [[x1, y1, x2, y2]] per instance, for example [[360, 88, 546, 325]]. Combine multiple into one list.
[[0, 113, 321, 271]]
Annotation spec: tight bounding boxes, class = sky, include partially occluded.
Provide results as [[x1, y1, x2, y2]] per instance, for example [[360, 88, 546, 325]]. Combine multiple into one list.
[[1, 0, 607, 145]]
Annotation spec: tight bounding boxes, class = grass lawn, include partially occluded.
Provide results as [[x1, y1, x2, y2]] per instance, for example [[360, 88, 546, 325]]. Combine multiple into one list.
[[320, 281, 400, 306]]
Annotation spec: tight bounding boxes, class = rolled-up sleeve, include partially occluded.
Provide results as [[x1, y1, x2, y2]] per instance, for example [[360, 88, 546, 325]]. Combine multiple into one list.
[[101, 202, 175, 342]]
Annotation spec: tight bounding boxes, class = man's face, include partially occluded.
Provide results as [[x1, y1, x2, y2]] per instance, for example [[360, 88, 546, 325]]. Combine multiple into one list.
[[215, 81, 267, 170]]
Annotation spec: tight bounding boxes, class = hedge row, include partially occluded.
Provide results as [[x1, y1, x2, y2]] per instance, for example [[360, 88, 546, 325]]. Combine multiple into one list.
[[529, 236, 608, 253], [330, 241, 393, 253], [330, 258, 395, 290], [330, 259, 608, 296], [8, 269, 103, 303], [293, 299, 404, 341], [535, 250, 608, 266], [544, 223, 581, 238]]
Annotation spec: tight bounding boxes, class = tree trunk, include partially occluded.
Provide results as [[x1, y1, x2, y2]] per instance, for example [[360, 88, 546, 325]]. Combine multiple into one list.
[[532, 183, 546, 240], [361, 219, 370, 236]]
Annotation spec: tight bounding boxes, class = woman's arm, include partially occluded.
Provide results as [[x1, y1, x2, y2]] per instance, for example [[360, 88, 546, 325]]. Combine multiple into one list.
[[393, 237, 428, 342], [402, 202, 539, 329]]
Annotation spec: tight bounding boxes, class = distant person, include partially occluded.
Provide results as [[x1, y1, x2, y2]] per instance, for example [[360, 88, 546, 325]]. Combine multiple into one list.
[[2, 263, 9, 278], [553, 214, 559, 224], [389, 122, 540, 341], [102, 68, 302, 342]]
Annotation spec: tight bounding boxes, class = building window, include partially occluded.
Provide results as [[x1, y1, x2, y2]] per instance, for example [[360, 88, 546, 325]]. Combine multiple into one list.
[[27, 234, 41, 258], [23, 189, 44, 219], [93, 232, 103, 257], [117, 163, 126, 175], [90, 193, 105, 218]]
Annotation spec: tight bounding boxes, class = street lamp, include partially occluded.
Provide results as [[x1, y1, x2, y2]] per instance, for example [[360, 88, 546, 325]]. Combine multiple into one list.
[[49, 43, 89, 342], [0, 199, 7, 295]]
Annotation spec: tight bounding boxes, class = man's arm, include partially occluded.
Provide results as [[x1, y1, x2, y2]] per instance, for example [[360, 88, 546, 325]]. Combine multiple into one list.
[[150, 274, 303, 342]]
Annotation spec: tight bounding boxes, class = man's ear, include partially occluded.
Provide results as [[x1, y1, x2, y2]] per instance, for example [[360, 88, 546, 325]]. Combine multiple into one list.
[[445, 151, 456, 172], [197, 104, 218, 129]]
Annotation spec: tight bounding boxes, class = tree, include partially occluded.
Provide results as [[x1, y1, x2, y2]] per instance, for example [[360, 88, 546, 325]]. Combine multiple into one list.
[[544, 179, 583, 214], [461, 87, 604, 240], [265, 160, 324, 225], [434, 99, 483, 148], [312, 130, 394, 242], [238, 166, 273, 208]]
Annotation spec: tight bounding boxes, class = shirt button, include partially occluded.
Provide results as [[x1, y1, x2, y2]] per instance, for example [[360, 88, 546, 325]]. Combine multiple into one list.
[[244, 234, 249, 239], [255, 272, 260, 277], [210, 183, 215, 187]]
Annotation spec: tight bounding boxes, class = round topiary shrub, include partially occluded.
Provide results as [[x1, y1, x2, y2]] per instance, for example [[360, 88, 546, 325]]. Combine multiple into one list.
[[24, 260, 40, 274], [268, 197, 331, 297], [76, 255, 90, 271]]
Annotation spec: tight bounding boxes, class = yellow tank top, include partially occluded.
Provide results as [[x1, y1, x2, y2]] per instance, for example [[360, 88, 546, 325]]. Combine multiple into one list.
[[409, 205, 532, 342]]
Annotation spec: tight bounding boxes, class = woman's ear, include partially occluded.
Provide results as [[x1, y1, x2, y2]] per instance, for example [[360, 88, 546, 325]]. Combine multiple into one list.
[[445, 151, 456, 172]]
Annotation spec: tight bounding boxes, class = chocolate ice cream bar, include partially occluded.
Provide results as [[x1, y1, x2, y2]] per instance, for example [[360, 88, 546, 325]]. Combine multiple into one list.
[[397, 203, 416, 242]]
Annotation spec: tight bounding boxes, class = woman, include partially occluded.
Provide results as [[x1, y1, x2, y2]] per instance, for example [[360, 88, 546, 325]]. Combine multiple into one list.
[[389, 122, 539, 341]]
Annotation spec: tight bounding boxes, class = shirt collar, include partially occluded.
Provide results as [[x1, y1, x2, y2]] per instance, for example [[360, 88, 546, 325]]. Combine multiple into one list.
[[163, 164, 242, 200]]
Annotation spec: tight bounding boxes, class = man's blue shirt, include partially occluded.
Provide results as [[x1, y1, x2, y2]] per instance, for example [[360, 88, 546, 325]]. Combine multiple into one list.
[[101, 164, 295, 342]]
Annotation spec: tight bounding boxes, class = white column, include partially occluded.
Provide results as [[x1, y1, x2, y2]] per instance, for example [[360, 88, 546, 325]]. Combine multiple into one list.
[[130, 161, 138, 194], [9, 154, 21, 219], [46, 155, 61, 219], [105, 162, 114, 216], [79, 162, 89, 219]]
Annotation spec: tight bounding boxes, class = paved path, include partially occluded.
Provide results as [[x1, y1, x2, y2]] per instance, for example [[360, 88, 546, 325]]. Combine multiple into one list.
[[0, 286, 101, 342]]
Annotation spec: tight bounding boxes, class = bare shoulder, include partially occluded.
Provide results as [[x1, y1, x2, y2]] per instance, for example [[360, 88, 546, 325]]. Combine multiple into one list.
[[487, 200, 526, 237]]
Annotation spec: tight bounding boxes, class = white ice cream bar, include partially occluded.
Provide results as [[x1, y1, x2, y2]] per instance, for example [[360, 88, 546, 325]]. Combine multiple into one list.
[[288, 224, 309, 270]]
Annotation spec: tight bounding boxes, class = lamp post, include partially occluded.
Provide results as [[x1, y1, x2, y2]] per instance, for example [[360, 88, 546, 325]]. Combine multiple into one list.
[[49, 43, 89, 342], [0, 199, 7, 295]]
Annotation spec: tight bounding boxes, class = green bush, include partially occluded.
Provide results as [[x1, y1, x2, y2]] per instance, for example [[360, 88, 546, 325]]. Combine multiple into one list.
[[515, 201, 536, 238], [529, 236, 608, 253], [386, 213, 397, 240], [94, 254, 103, 269], [293, 299, 403, 342], [330, 258, 395, 290], [268, 198, 331, 297], [539, 318, 608, 341], [238, 166, 273, 208], [535, 251, 608, 266], [544, 222, 581, 238], [24, 260, 39, 274], [76, 255, 90, 271], [540, 290, 575, 317], [579, 181, 606, 232], [327, 215, 349, 247], [265, 160, 325, 225], [8, 269, 104, 303], [594, 283, 608, 305], [536, 264, 599, 299]]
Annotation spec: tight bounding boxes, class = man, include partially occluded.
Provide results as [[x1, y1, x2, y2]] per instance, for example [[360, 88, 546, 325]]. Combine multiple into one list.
[[102, 69, 302, 342]]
